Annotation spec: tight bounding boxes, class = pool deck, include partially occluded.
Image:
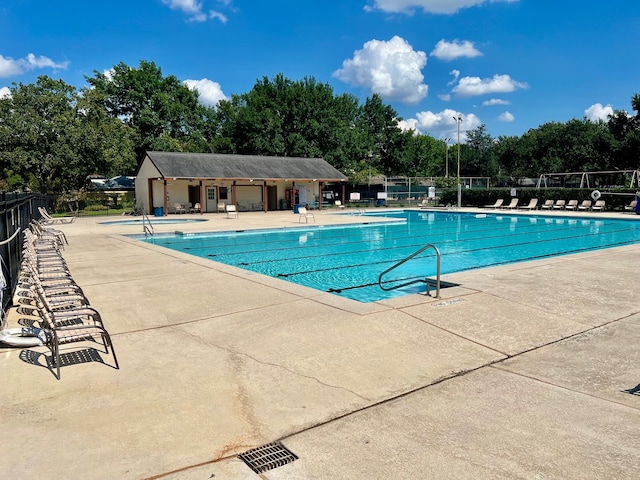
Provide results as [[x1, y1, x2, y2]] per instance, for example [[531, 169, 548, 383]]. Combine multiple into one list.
[[2, 207, 639, 479]]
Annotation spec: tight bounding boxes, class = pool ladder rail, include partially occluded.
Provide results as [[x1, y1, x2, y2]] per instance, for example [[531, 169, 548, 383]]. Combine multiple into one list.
[[378, 243, 441, 299], [142, 214, 154, 237]]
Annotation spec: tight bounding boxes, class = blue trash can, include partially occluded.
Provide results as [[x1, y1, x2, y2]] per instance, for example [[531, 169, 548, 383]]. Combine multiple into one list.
[[377, 199, 385, 206], [293, 204, 300, 214], [154, 207, 164, 217]]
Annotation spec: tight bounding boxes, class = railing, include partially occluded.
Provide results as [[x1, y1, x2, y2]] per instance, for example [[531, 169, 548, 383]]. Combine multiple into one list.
[[142, 214, 154, 237], [378, 244, 441, 298], [0, 193, 50, 311]]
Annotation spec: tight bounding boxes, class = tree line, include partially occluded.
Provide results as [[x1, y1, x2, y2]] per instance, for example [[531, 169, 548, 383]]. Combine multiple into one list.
[[0, 60, 638, 193]]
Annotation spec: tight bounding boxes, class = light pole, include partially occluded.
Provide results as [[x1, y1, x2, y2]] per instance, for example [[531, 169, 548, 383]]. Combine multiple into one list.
[[452, 114, 462, 184], [444, 138, 451, 178]]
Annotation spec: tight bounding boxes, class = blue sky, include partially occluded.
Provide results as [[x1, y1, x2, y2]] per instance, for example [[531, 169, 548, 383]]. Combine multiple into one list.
[[1, 0, 638, 142]]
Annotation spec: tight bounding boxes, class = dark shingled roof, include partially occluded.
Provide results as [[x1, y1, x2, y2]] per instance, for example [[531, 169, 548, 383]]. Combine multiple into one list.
[[142, 151, 348, 182]]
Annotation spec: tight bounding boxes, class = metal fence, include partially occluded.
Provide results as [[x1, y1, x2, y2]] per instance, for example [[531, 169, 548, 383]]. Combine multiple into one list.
[[0, 193, 48, 311]]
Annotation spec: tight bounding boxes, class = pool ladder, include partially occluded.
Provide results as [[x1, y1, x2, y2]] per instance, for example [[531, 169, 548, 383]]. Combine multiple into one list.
[[378, 244, 441, 298], [142, 214, 154, 237]]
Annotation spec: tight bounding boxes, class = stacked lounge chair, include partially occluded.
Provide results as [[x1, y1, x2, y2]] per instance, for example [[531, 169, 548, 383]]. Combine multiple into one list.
[[10, 221, 119, 379]]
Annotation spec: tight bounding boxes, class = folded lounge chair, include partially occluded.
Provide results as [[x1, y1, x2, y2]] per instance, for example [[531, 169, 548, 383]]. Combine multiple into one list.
[[519, 198, 538, 210], [485, 199, 504, 209]]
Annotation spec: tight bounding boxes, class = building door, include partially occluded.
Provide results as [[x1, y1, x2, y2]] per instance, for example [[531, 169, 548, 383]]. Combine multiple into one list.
[[206, 187, 216, 212], [267, 186, 277, 211]]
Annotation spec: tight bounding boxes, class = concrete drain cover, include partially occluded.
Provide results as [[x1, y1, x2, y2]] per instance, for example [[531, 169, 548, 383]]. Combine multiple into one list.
[[238, 441, 298, 474]]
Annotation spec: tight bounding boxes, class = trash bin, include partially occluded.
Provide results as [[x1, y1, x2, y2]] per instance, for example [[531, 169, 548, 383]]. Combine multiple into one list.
[[377, 199, 385, 206], [154, 207, 164, 217], [293, 204, 300, 214]]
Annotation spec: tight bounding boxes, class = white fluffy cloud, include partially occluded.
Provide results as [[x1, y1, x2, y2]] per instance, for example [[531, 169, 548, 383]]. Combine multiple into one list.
[[498, 111, 514, 122], [584, 103, 613, 122], [404, 108, 481, 141], [184, 78, 227, 106], [333, 36, 428, 104], [430, 39, 482, 61], [453, 74, 528, 97], [162, 0, 228, 23], [0, 86, 11, 99], [482, 98, 510, 106], [366, 0, 518, 15], [0, 53, 69, 78]]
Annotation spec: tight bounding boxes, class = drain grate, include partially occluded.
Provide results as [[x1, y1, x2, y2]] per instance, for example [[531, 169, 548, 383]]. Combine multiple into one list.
[[238, 441, 298, 474]]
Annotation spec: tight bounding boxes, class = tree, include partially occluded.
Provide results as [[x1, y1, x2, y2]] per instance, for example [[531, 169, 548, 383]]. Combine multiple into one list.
[[0, 76, 90, 192], [86, 60, 210, 162], [215, 74, 364, 169]]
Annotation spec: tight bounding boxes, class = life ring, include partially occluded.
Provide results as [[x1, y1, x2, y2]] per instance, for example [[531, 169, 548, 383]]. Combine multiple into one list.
[[0, 327, 48, 347], [591, 190, 601, 201]]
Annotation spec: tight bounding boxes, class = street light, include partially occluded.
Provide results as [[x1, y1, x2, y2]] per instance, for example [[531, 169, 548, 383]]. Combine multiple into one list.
[[444, 138, 451, 177], [452, 114, 462, 183]]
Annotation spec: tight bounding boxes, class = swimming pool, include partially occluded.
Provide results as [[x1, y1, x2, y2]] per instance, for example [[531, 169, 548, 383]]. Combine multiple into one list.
[[101, 218, 208, 225], [138, 211, 640, 302]]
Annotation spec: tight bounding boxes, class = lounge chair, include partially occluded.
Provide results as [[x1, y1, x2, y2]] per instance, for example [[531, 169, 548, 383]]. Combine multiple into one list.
[[519, 198, 538, 210], [624, 200, 637, 212], [540, 200, 554, 210], [418, 199, 430, 209], [501, 198, 519, 209], [38, 309, 119, 379], [552, 200, 566, 210], [225, 204, 238, 219], [564, 200, 579, 211], [592, 200, 606, 212], [334, 200, 345, 209], [298, 206, 315, 223], [485, 199, 504, 209], [38, 207, 76, 224], [577, 200, 592, 211]]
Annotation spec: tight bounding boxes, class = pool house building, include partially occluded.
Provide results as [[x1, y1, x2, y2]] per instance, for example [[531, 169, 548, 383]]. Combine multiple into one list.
[[134, 151, 348, 215]]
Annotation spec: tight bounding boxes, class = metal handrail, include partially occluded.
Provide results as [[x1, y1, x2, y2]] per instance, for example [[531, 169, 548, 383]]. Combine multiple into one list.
[[378, 243, 441, 298], [142, 214, 154, 237]]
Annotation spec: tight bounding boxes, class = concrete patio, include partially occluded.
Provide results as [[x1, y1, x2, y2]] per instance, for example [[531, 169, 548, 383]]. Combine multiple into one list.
[[1, 208, 639, 479]]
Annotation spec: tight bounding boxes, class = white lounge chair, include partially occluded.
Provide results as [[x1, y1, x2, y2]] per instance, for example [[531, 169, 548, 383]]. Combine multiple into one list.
[[501, 198, 519, 209], [540, 200, 554, 210], [485, 199, 504, 209], [38, 207, 76, 224], [519, 198, 538, 210], [577, 200, 592, 211], [334, 200, 345, 209], [564, 200, 579, 211], [592, 200, 605, 212], [552, 200, 566, 210], [225, 204, 238, 219], [624, 200, 637, 212], [298, 206, 315, 223]]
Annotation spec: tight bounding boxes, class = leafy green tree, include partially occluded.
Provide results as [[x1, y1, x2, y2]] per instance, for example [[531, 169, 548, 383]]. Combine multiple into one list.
[[216, 74, 364, 169], [0, 76, 91, 192], [86, 60, 210, 162], [356, 94, 410, 175]]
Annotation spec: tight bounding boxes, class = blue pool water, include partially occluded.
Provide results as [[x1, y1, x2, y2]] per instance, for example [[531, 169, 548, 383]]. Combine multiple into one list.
[[138, 211, 640, 302]]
